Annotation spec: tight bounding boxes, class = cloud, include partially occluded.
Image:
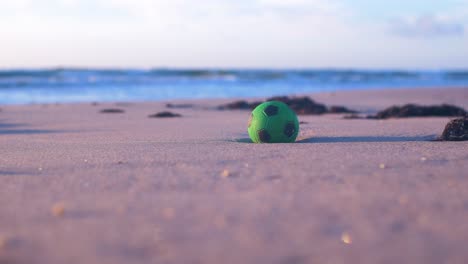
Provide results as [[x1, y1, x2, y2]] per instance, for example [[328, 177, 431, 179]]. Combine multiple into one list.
[[0, 0, 359, 68], [91, 0, 347, 23], [1, 0, 468, 68], [389, 15, 464, 38]]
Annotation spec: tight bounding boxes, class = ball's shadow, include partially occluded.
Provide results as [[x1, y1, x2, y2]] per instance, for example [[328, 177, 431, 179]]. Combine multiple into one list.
[[234, 135, 436, 144], [233, 138, 299, 144], [297, 135, 436, 143], [234, 138, 254, 143]]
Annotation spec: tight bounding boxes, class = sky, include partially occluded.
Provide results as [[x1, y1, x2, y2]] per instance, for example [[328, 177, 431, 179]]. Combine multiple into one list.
[[1, 0, 468, 69]]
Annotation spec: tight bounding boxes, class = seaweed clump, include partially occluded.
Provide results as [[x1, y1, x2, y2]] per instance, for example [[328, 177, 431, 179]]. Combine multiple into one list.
[[148, 111, 182, 118], [370, 104, 466, 119], [218, 96, 356, 115], [440, 117, 468, 141]]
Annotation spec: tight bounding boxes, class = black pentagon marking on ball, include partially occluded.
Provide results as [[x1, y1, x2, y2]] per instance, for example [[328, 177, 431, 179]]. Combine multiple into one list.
[[258, 129, 271, 143], [248, 114, 254, 128], [264, 105, 279, 117], [284, 122, 296, 137]]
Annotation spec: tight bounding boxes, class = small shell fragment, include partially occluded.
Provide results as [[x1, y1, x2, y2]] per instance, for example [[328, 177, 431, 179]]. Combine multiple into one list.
[[221, 169, 230, 178], [341, 233, 352, 244], [0, 236, 7, 249], [51, 202, 65, 217]]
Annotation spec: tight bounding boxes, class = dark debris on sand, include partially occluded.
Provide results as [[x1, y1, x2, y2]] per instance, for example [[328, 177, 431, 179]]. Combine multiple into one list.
[[370, 104, 467, 119], [217, 100, 262, 111], [343, 114, 364, 119], [100, 108, 125, 114], [268, 96, 328, 115], [166, 103, 194, 109], [218, 96, 356, 115], [440, 117, 468, 141], [148, 111, 182, 118], [328, 106, 357, 114]]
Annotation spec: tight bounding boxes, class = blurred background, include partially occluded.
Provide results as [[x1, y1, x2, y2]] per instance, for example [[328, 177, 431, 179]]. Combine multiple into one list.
[[1, 0, 467, 104]]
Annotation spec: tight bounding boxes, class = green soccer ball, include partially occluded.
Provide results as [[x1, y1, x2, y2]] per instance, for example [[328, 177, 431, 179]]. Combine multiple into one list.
[[248, 101, 299, 143]]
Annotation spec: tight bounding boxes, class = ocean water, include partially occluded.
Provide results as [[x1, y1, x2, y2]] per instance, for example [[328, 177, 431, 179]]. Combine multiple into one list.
[[0, 69, 467, 105]]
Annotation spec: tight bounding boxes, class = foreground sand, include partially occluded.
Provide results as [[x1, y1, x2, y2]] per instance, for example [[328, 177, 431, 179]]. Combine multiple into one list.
[[1, 87, 468, 264]]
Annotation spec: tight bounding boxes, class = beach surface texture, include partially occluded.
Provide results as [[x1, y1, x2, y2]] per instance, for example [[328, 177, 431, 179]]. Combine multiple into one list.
[[1, 87, 468, 264]]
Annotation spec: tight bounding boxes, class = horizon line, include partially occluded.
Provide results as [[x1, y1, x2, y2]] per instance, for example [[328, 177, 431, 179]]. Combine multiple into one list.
[[1, 66, 468, 72]]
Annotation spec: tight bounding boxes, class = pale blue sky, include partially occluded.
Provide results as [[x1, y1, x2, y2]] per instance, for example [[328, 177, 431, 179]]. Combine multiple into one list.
[[1, 0, 467, 69], [345, 0, 462, 18]]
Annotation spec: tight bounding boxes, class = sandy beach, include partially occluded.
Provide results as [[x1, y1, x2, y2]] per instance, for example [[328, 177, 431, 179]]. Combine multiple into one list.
[[1, 87, 468, 264]]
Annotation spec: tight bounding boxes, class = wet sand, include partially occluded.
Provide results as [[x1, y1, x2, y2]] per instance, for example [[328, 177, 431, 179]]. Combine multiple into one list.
[[0, 87, 468, 264]]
